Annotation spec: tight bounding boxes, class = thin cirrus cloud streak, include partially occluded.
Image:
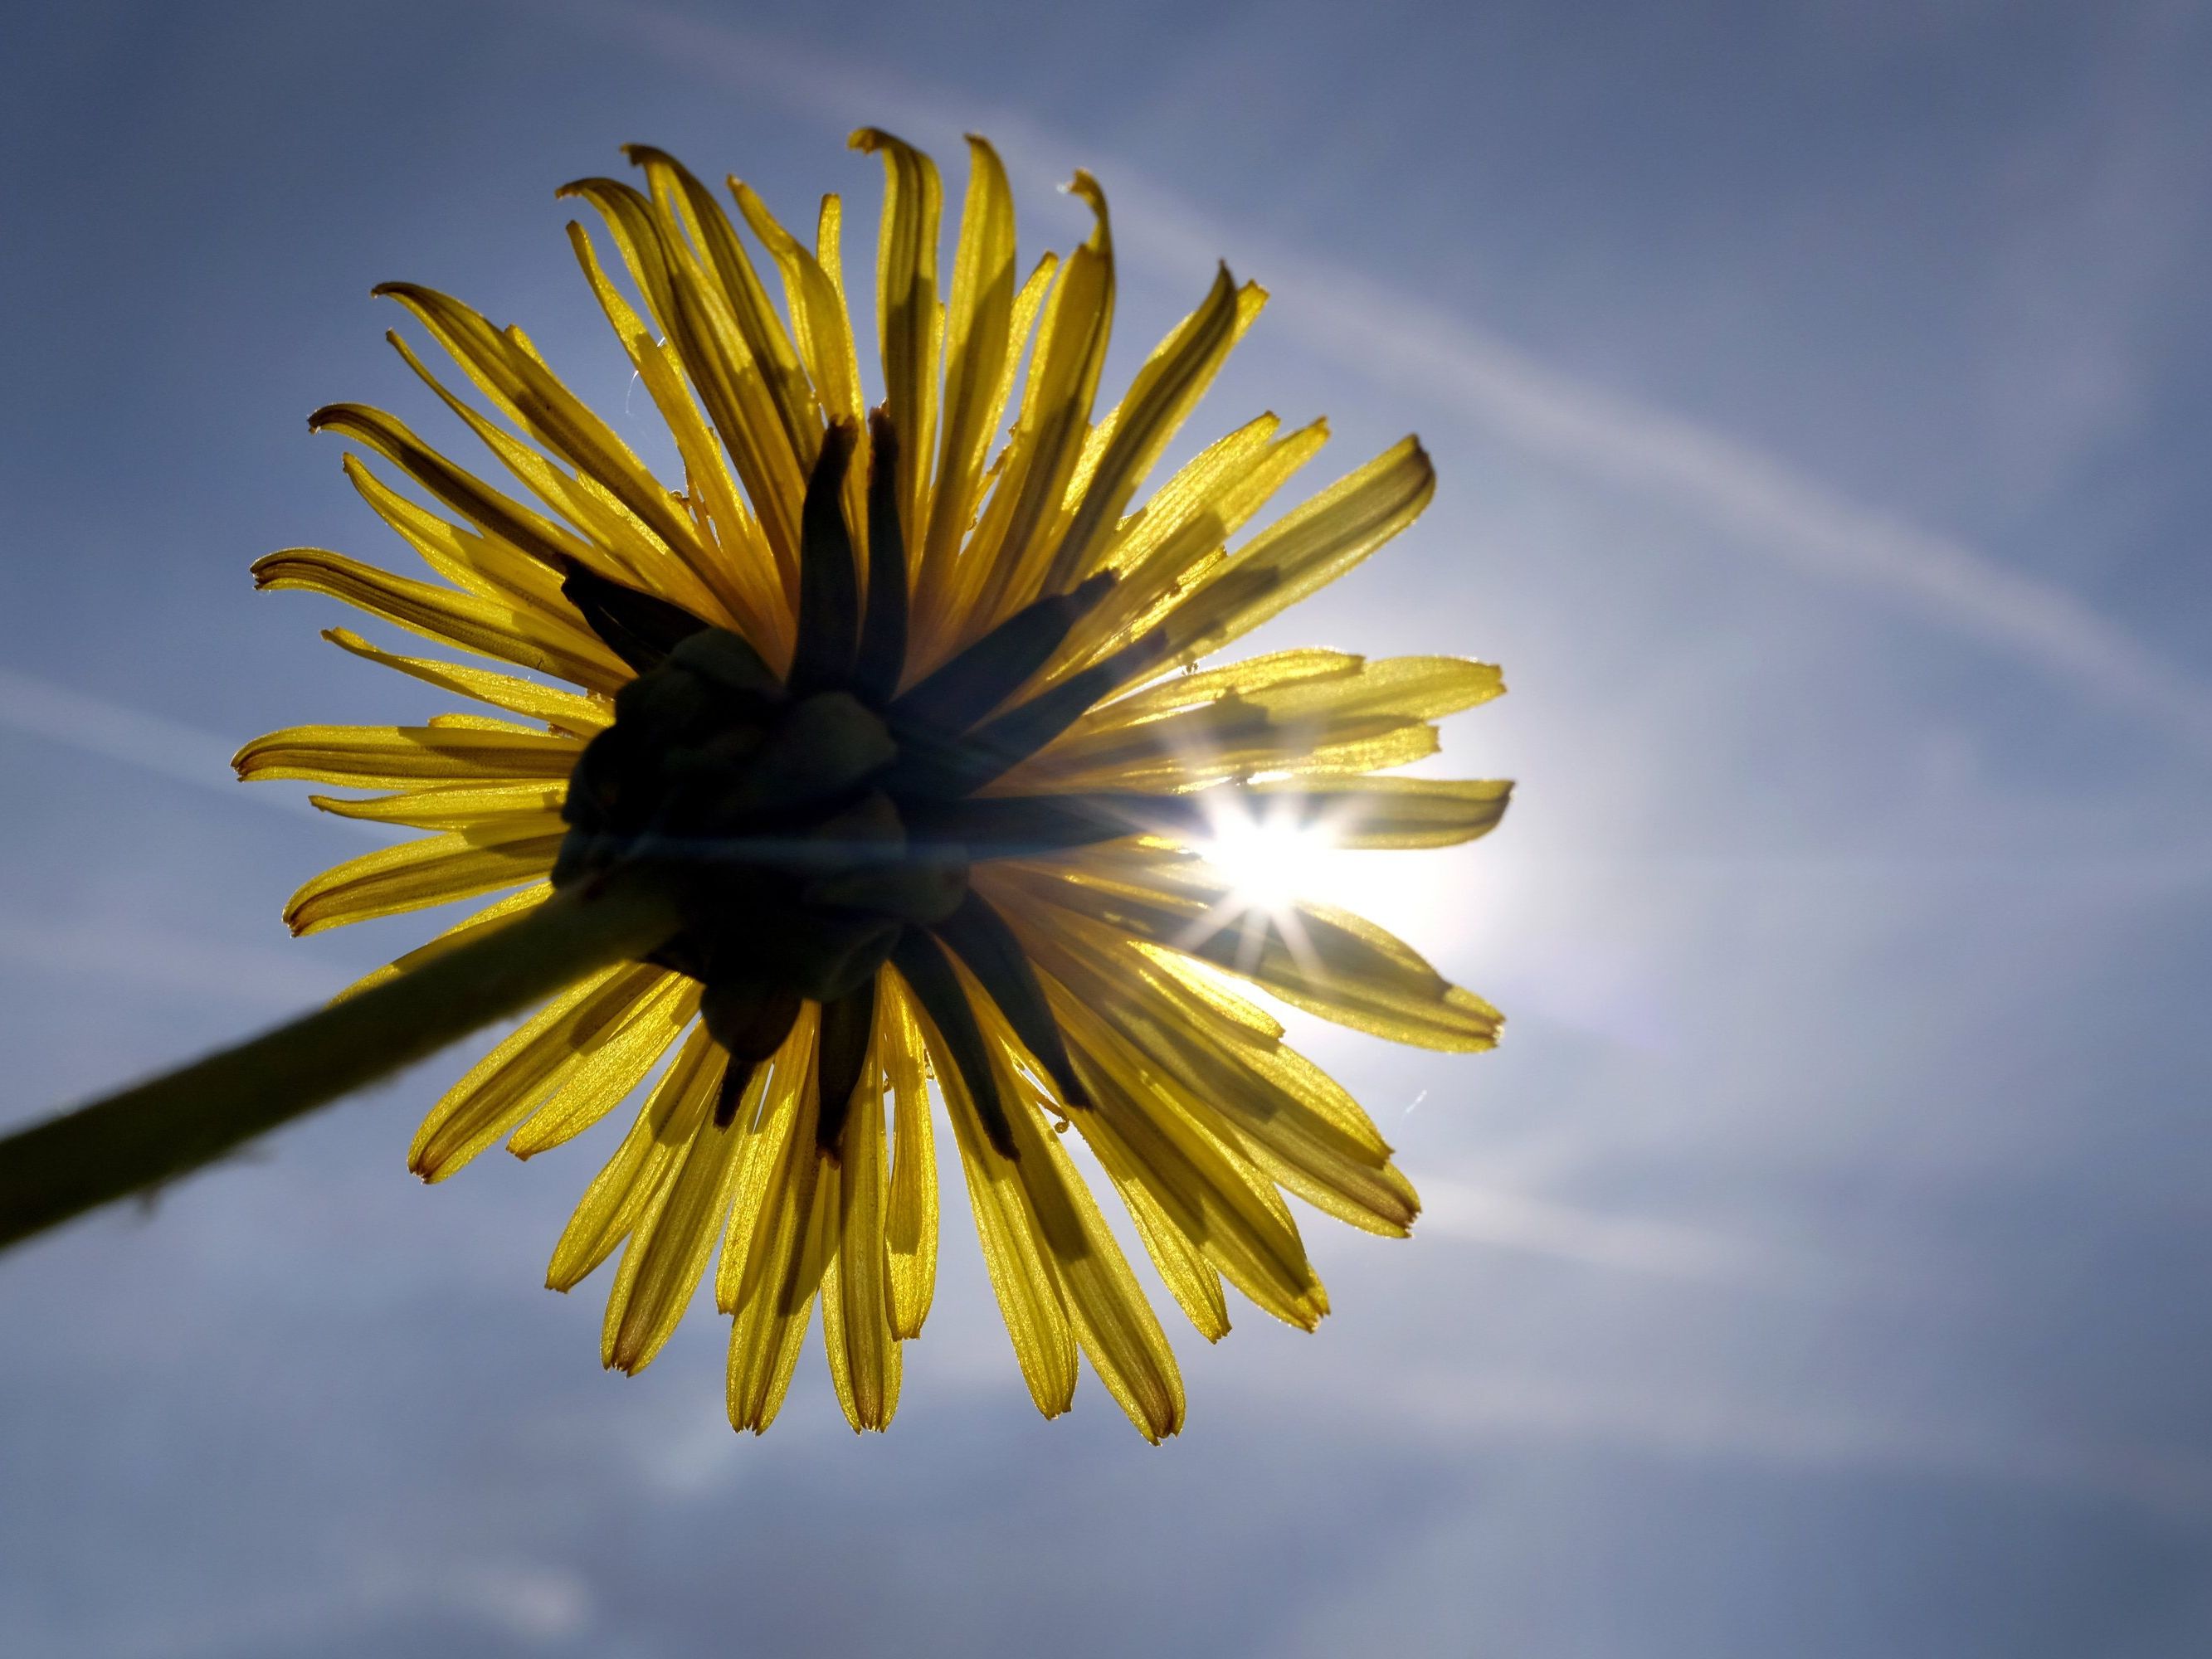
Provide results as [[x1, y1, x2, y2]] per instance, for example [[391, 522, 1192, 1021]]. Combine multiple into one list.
[[587, 0, 2212, 752], [0, 666, 299, 819], [1292, 1364, 2212, 1519], [1416, 1177, 1765, 1283], [63, 1555, 592, 1659], [0, 913, 346, 1011], [0, 665, 378, 834]]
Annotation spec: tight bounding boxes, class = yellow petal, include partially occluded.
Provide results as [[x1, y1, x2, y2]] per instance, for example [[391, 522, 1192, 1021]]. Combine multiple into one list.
[[308, 781, 568, 830], [234, 722, 582, 787], [1108, 412, 1323, 586], [1006, 685, 1440, 795], [309, 402, 598, 575], [602, 1046, 751, 1374], [1137, 946, 1390, 1151], [1158, 435, 1435, 668], [712, 1014, 813, 1313], [850, 128, 943, 552], [1050, 985, 1325, 1331], [563, 167, 811, 578], [1243, 776, 1515, 849], [1098, 1144, 1230, 1341], [321, 628, 611, 737], [1053, 416, 1332, 677], [879, 975, 938, 1339], [1241, 653, 1503, 722], [978, 1024, 1186, 1442], [339, 452, 575, 615], [547, 1024, 719, 1291], [408, 962, 670, 1180], [1120, 990, 1420, 1236], [725, 1019, 831, 1433], [518, 996, 695, 1189], [335, 882, 551, 1001], [1015, 909, 1419, 1234], [992, 849, 1500, 1052], [962, 173, 1116, 633], [904, 959, 1077, 1418], [252, 549, 626, 693], [421, 713, 546, 733], [1045, 264, 1247, 593], [378, 326, 724, 624], [1002, 649, 1501, 796], [731, 180, 865, 428], [280, 817, 563, 936], [625, 145, 819, 493], [1084, 647, 1362, 723], [1079, 648, 1501, 737], [935, 969, 1185, 1440], [819, 1011, 900, 1431], [374, 283, 712, 577], [916, 252, 1060, 669], [1100, 415, 1284, 579], [730, 178, 875, 552], [563, 221, 787, 659], [509, 974, 700, 1157], [915, 137, 1019, 635]]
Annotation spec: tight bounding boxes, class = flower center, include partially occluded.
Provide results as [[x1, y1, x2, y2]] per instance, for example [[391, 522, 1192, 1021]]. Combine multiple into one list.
[[552, 625, 968, 1050], [543, 411, 1163, 1136]]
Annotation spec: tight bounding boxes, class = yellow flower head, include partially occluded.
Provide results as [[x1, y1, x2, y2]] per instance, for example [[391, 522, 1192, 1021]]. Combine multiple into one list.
[[236, 133, 1511, 1440]]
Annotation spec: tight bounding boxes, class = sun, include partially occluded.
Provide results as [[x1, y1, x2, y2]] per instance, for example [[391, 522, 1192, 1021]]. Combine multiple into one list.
[[1197, 796, 1340, 919]]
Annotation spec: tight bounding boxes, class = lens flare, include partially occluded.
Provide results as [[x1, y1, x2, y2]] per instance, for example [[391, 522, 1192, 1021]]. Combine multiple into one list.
[[1200, 800, 1337, 918]]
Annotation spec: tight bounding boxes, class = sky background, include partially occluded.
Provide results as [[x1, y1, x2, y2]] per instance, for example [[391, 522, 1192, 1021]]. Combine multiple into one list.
[[2, 1, 2210, 1654]]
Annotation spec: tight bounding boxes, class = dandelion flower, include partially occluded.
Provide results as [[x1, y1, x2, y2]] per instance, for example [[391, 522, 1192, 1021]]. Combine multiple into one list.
[[220, 133, 1511, 1439]]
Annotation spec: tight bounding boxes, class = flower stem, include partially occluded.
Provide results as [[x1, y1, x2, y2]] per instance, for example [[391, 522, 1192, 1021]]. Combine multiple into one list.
[[0, 874, 682, 1253]]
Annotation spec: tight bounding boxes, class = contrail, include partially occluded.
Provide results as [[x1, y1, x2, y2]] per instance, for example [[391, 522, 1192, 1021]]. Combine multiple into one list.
[[0, 665, 373, 832], [1417, 1177, 1764, 1282], [569, 0, 2212, 750], [0, 667, 272, 804]]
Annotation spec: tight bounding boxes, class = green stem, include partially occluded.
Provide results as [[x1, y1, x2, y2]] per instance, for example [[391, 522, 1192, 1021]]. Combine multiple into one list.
[[0, 874, 682, 1253]]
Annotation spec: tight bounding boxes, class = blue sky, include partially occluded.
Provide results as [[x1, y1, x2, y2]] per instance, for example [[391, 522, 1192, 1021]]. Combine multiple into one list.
[[2, 2, 2210, 1654]]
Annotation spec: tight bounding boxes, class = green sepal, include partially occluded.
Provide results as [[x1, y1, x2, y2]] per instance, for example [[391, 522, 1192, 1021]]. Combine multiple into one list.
[[805, 861, 968, 926], [853, 406, 910, 707], [889, 928, 1016, 1160], [666, 627, 783, 699], [787, 421, 860, 698], [559, 562, 710, 672], [815, 976, 879, 1154], [909, 629, 1172, 798], [701, 981, 802, 1127], [933, 891, 1088, 1110], [890, 568, 1116, 737], [904, 791, 1202, 859], [723, 692, 894, 815]]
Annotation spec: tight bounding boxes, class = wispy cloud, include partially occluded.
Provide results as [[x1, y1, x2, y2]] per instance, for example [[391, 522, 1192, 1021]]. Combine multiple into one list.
[[0, 665, 378, 832], [76, 1553, 592, 1659], [1417, 1178, 1765, 1282], [0, 913, 346, 1010], [0, 667, 290, 813], [578, 0, 2212, 750], [1350, 1365, 2212, 1519]]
